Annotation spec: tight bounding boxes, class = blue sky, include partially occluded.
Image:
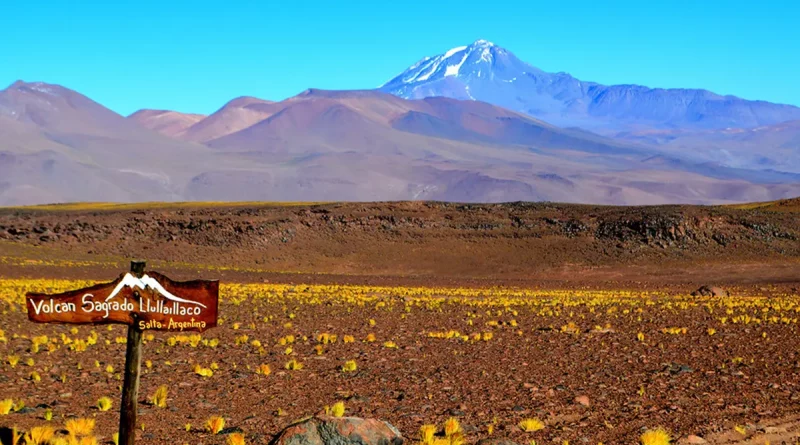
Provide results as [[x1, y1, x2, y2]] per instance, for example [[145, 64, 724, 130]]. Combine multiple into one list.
[[2, 0, 798, 116]]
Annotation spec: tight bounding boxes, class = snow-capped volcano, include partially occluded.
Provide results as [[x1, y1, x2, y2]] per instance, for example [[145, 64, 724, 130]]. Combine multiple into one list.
[[380, 40, 535, 100], [380, 40, 800, 132]]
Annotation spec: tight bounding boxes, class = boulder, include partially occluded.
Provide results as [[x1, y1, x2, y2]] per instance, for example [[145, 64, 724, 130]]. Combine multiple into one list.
[[690, 285, 729, 297], [270, 415, 403, 445]]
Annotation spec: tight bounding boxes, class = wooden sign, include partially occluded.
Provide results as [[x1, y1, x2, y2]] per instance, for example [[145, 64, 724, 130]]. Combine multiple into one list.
[[26, 270, 218, 332], [24, 261, 219, 445]]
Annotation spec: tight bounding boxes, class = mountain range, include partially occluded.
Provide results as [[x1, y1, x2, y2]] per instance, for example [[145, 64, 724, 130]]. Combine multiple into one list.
[[1, 40, 799, 206], [381, 40, 800, 133]]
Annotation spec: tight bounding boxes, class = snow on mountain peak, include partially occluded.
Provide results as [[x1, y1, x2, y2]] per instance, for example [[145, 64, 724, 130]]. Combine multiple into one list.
[[443, 45, 468, 58], [380, 39, 512, 88]]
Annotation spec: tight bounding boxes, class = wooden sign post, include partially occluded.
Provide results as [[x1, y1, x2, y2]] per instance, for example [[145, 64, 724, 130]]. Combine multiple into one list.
[[25, 261, 219, 445]]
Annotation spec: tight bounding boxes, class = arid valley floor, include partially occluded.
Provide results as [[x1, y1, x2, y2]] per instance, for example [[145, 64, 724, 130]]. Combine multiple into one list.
[[1, 200, 800, 445]]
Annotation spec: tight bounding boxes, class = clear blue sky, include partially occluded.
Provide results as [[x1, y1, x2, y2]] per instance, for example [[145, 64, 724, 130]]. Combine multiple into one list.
[[2, 0, 798, 116]]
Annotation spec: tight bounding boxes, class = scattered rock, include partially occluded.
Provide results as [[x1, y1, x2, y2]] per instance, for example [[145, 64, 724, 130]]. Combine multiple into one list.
[[764, 426, 788, 434], [663, 363, 694, 375], [573, 395, 590, 407], [270, 415, 403, 445], [685, 435, 707, 444], [691, 286, 729, 297], [220, 426, 245, 435]]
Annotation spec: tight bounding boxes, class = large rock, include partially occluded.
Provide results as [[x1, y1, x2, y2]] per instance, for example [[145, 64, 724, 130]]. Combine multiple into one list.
[[691, 285, 729, 297], [270, 415, 403, 445]]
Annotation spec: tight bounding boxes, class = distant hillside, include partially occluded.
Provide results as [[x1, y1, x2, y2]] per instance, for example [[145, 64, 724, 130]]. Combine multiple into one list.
[[616, 120, 800, 174], [128, 109, 206, 137], [2, 80, 800, 206]]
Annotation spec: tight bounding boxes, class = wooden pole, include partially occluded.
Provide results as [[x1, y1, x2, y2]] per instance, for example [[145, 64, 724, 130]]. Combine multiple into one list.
[[119, 260, 145, 445]]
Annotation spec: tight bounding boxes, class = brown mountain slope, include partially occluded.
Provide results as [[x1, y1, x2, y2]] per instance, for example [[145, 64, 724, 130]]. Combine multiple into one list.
[[0, 81, 255, 204], [2, 81, 799, 205], [179, 96, 281, 142], [127, 109, 206, 137], [200, 89, 800, 204], [617, 120, 800, 173], [0, 80, 139, 137]]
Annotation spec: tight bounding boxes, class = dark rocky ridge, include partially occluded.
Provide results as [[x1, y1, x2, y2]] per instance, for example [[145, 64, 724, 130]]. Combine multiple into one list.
[[1, 200, 798, 281]]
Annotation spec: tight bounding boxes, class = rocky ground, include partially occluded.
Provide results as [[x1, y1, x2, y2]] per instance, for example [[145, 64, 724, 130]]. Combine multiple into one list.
[[1, 199, 800, 444]]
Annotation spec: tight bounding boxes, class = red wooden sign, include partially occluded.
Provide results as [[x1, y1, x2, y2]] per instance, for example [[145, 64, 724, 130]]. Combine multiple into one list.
[[26, 270, 218, 332]]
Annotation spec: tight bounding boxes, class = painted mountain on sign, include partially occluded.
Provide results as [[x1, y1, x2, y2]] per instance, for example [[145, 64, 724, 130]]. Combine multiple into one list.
[[380, 40, 800, 132]]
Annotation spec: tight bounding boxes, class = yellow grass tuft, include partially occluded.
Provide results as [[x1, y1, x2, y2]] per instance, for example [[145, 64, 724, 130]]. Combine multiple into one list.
[[24, 425, 55, 445], [65, 417, 96, 436], [449, 432, 465, 445], [0, 398, 13, 415], [640, 427, 671, 445], [444, 417, 461, 437], [194, 364, 214, 377], [420, 425, 437, 445], [341, 360, 357, 372], [256, 364, 271, 375], [205, 416, 226, 434], [150, 385, 168, 408], [284, 359, 303, 370], [79, 437, 98, 445], [519, 418, 545, 433], [96, 397, 112, 412], [330, 402, 345, 417], [227, 433, 246, 445]]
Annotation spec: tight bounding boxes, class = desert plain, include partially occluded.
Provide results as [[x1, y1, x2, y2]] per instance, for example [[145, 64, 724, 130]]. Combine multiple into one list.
[[1, 199, 800, 445]]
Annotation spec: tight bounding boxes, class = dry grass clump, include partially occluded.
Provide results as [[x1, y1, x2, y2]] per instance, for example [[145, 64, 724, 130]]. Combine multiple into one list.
[[640, 427, 671, 445], [24, 425, 55, 444], [205, 415, 226, 434], [96, 397, 112, 412], [227, 433, 246, 445], [150, 385, 168, 408], [341, 360, 357, 372], [284, 359, 303, 370], [518, 418, 545, 432], [0, 398, 13, 415], [65, 417, 96, 436]]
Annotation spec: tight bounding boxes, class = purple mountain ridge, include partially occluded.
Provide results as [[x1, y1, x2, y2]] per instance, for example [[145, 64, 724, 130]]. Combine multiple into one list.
[[380, 40, 800, 133]]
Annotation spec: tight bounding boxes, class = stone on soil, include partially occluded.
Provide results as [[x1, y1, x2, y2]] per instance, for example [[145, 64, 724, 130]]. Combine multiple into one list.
[[270, 415, 403, 445]]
